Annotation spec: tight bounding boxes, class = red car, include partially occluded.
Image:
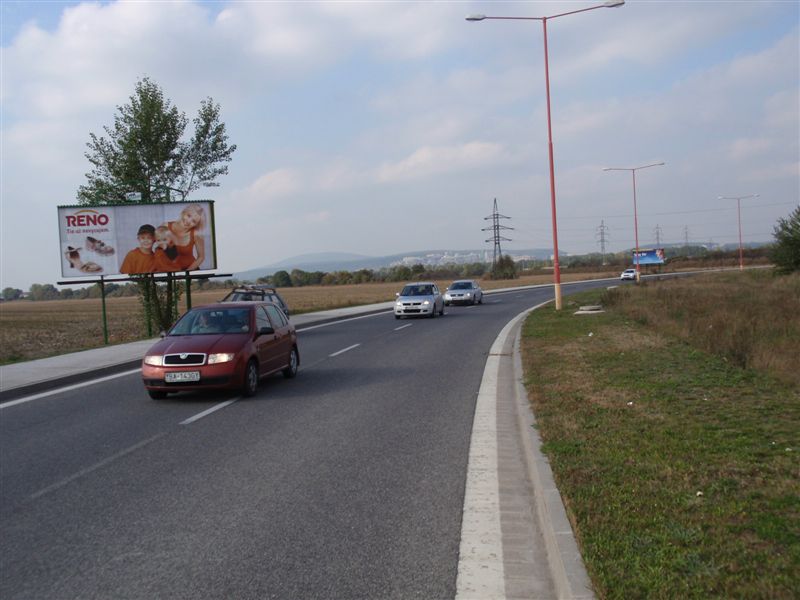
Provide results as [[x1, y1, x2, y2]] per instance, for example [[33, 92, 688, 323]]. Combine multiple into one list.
[[141, 302, 299, 399]]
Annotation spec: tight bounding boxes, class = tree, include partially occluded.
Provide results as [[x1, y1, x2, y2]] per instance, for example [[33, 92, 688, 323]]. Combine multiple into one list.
[[28, 284, 60, 301], [78, 77, 236, 204], [770, 206, 800, 274], [76, 77, 236, 332], [2, 287, 22, 301], [272, 271, 292, 288], [490, 255, 518, 280]]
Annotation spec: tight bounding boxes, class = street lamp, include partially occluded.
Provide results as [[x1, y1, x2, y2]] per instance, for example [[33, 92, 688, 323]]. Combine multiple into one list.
[[467, 0, 625, 310], [718, 194, 759, 270], [603, 162, 665, 281]]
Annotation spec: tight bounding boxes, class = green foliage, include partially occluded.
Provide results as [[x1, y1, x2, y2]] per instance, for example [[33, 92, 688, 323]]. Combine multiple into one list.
[[490, 254, 518, 280], [271, 270, 292, 287], [77, 77, 235, 204], [2, 287, 23, 301], [74, 77, 235, 332], [27, 284, 60, 301], [770, 205, 800, 274], [522, 285, 799, 597]]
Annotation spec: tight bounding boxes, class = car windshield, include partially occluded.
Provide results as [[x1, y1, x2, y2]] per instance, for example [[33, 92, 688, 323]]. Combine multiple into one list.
[[225, 291, 263, 301], [400, 285, 433, 296], [170, 308, 251, 335], [450, 282, 471, 290]]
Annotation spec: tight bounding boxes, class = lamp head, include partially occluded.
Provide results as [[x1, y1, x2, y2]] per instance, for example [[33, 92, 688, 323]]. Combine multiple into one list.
[[466, 14, 486, 21]]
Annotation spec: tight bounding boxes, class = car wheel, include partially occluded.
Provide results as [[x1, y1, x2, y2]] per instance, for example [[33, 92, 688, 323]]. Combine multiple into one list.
[[147, 390, 167, 400], [440, 303, 445, 316], [478, 295, 483, 304], [395, 314, 401, 320], [429, 305, 437, 318], [242, 359, 259, 397], [283, 347, 299, 379]]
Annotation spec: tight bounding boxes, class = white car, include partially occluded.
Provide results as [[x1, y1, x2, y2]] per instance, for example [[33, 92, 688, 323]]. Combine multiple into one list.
[[444, 280, 483, 305], [620, 269, 637, 281], [394, 282, 445, 319]]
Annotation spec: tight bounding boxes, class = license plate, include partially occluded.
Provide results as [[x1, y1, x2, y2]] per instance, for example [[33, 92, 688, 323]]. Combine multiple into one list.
[[165, 371, 200, 383]]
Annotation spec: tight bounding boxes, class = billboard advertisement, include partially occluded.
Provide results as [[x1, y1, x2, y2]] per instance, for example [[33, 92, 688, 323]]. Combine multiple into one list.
[[58, 201, 216, 278], [633, 248, 666, 265]]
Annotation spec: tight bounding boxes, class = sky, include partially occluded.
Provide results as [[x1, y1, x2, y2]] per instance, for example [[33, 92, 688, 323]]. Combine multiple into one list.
[[1, 0, 798, 290]]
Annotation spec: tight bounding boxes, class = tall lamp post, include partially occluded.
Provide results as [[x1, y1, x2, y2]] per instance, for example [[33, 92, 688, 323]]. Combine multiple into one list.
[[603, 162, 665, 282], [467, 1, 625, 310], [718, 193, 758, 270]]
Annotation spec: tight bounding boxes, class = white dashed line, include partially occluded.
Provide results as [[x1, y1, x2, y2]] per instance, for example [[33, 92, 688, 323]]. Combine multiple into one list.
[[179, 398, 239, 425], [394, 324, 413, 331], [329, 344, 361, 357]]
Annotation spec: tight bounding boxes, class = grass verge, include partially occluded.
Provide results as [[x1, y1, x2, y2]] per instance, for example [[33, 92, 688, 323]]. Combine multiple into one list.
[[520, 276, 799, 598]]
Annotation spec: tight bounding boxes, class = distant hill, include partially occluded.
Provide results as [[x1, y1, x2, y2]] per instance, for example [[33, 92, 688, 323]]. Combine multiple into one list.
[[233, 248, 555, 281]]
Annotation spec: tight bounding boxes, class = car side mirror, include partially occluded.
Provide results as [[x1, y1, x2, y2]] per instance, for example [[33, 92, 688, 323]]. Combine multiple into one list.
[[258, 326, 274, 336]]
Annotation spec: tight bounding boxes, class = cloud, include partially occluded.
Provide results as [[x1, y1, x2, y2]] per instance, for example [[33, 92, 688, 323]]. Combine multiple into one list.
[[376, 142, 505, 183], [231, 168, 302, 207]]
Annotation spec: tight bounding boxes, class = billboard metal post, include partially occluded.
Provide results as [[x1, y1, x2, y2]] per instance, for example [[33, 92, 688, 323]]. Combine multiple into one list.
[[185, 271, 192, 310], [100, 276, 109, 345]]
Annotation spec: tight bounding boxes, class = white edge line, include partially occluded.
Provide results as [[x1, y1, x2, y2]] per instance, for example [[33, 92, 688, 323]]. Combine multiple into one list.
[[30, 431, 167, 500], [1, 368, 142, 409], [394, 323, 413, 331], [179, 398, 239, 425], [329, 343, 361, 358], [455, 299, 550, 599], [296, 310, 392, 332]]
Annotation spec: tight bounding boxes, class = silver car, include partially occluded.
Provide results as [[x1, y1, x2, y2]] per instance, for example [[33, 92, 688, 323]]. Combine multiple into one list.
[[394, 282, 445, 319], [444, 279, 483, 306]]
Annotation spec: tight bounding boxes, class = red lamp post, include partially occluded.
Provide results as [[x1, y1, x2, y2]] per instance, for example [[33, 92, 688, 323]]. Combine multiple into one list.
[[718, 194, 759, 270], [467, 1, 625, 310], [603, 162, 665, 282]]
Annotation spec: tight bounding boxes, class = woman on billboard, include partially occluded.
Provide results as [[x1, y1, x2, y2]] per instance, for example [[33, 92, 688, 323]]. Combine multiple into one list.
[[164, 204, 206, 271]]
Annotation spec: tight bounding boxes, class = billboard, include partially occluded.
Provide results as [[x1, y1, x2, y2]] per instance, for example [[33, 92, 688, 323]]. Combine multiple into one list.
[[58, 201, 216, 278], [633, 248, 666, 265]]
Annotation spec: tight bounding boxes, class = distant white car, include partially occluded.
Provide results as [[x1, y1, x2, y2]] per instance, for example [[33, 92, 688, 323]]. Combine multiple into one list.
[[444, 279, 483, 306], [620, 269, 637, 281]]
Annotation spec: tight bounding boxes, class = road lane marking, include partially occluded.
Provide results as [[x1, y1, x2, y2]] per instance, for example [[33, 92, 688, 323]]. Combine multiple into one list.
[[179, 398, 240, 425], [329, 344, 360, 357], [297, 310, 392, 332], [394, 324, 413, 331], [29, 432, 167, 500], [1, 368, 142, 410]]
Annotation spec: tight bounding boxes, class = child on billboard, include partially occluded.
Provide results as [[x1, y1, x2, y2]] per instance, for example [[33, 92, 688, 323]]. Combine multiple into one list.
[[120, 224, 156, 274], [152, 225, 181, 272]]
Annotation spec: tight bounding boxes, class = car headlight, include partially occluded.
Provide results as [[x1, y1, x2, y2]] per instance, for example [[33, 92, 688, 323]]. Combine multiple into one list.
[[396, 301, 403, 307], [422, 300, 430, 305], [144, 355, 163, 366], [208, 353, 235, 364], [465, 292, 472, 297]]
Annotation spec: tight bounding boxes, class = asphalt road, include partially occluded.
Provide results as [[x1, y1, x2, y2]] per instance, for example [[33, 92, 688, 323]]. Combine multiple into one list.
[[1, 280, 612, 599]]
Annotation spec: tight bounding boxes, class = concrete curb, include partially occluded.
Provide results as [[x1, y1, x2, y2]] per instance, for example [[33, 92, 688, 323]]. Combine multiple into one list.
[[512, 322, 595, 599], [456, 301, 595, 599], [0, 359, 144, 403]]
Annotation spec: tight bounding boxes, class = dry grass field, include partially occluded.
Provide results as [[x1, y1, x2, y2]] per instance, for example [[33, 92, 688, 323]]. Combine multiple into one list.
[[0, 271, 618, 364]]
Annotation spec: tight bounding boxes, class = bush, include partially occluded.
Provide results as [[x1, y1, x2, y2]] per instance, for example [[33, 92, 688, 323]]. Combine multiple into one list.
[[770, 205, 800, 274]]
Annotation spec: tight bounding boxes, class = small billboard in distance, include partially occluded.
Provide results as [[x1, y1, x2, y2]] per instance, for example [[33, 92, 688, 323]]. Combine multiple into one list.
[[633, 248, 666, 265]]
